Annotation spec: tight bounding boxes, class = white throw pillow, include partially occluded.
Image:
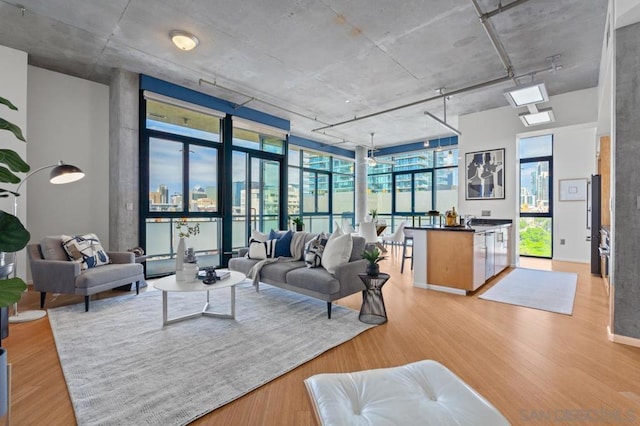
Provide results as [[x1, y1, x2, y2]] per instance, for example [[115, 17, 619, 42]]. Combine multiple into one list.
[[250, 229, 269, 243], [321, 233, 353, 274], [248, 239, 277, 260], [329, 225, 344, 241]]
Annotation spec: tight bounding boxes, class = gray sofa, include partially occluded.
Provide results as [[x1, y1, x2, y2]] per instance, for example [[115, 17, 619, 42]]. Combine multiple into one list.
[[27, 237, 144, 312], [228, 232, 368, 318]]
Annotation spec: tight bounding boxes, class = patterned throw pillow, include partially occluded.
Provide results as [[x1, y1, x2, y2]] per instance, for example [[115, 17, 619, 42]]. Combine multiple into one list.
[[61, 233, 110, 270], [304, 234, 328, 268], [248, 239, 277, 260]]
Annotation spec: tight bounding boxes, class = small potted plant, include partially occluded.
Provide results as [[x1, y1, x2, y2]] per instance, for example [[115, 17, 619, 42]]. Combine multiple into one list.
[[292, 216, 304, 232], [362, 247, 385, 276]]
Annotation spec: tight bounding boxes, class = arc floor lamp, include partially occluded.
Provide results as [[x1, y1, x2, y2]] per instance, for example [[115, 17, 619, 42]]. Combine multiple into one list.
[[9, 161, 85, 323]]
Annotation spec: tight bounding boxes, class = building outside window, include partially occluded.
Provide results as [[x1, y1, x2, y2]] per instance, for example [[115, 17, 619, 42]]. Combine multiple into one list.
[[368, 147, 459, 228]]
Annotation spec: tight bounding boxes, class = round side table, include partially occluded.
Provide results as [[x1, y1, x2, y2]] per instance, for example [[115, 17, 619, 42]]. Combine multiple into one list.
[[358, 272, 390, 324]]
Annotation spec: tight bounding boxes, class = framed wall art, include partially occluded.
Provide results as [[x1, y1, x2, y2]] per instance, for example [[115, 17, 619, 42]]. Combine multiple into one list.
[[559, 178, 587, 201], [465, 148, 505, 200]]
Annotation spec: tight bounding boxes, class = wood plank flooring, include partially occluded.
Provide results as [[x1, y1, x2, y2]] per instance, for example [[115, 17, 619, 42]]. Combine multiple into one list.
[[4, 252, 640, 425]]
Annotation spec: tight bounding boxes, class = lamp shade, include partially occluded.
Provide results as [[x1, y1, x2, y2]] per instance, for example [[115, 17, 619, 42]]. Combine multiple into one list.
[[49, 163, 85, 184]]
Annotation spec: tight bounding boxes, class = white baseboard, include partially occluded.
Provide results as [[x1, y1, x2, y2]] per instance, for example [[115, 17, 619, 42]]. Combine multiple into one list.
[[607, 326, 640, 348], [551, 257, 589, 264], [414, 282, 466, 295]]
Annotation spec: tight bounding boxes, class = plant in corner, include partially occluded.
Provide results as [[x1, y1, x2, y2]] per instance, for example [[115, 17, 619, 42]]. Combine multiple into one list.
[[292, 216, 304, 232], [0, 95, 30, 417], [0, 96, 29, 306], [362, 246, 386, 277]]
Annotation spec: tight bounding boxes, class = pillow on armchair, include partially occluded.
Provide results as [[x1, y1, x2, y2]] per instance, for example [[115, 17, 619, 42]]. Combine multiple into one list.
[[61, 233, 111, 270]]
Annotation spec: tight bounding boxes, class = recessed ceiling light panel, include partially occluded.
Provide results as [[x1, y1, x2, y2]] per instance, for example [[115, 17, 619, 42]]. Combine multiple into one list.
[[170, 30, 199, 51], [504, 81, 549, 107], [519, 107, 555, 126]]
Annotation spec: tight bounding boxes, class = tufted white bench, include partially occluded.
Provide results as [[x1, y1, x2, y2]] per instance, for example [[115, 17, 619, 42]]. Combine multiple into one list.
[[304, 360, 510, 425]]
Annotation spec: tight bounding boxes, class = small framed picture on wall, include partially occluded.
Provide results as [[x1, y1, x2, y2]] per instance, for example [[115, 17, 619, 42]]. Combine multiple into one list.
[[465, 148, 505, 200]]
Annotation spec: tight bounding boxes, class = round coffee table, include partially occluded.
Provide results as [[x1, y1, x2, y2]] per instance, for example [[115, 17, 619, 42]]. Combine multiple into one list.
[[153, 270, 247, 326]]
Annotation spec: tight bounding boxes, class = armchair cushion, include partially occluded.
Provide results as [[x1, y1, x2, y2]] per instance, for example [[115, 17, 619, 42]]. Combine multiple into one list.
[[61, 233, 111, 269], [40, 236, 68, 261]]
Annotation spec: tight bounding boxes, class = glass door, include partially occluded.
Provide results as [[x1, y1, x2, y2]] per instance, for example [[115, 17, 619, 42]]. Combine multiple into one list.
[[232, 151, 281, 248]]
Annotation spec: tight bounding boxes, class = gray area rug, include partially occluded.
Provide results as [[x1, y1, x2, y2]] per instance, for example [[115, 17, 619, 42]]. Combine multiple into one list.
[[48, 282, 374, 425], [479, 268, 578, 315]]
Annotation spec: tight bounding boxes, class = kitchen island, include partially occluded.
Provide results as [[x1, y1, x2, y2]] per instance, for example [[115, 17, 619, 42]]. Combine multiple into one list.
[[407, 219, 512, 295]]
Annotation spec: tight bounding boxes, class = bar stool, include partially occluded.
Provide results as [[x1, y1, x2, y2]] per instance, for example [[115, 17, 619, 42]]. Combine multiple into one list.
[[401, 228, 414, 274]]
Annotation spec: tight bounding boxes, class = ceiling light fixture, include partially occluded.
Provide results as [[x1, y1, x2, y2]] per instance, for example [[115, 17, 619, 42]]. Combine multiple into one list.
[[503, 80, 549, 107], [170, 30, 199, 51], [519, 107, 555, 127]]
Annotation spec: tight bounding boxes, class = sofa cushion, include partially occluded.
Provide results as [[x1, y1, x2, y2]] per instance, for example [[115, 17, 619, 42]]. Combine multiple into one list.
[[260, 261, 306, 283], [250, 229, 269, 243], [270, 229, 293, 258], [61, 234, 111, 270], [322, 232, 353, 274], [349, 235, 366, 262], [228, 257, 261, 276], [248, 239, 277, 259], [286, 266, 340, 295], [75, 263, 142, 289], [304, 234, 328, 268], [40, 236, 67, 261]]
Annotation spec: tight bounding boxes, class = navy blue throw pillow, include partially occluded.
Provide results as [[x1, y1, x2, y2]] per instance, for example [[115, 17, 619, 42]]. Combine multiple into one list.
[[268, 229, 280, 240], [273, 230, 293, 257]]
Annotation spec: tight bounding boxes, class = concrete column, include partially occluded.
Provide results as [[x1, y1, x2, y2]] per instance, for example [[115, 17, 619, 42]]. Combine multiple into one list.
[[355, 146, 368, 225], [109, 69, 139, 251], [613, 22, 640, 339]]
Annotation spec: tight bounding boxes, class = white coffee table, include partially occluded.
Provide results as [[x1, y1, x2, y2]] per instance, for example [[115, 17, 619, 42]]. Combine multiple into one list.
[[153, 270, 247, 326]]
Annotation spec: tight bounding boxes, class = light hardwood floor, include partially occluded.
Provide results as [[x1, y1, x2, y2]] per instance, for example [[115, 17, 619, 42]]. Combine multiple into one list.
[[4, 251, 640, 425]]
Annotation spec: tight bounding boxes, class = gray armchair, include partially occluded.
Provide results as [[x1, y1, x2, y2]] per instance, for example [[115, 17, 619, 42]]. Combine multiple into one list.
[[27, 237, 144, 312]]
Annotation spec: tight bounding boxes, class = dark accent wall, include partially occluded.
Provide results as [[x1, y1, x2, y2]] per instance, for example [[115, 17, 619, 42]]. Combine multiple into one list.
[[613, 22, 640, 338]]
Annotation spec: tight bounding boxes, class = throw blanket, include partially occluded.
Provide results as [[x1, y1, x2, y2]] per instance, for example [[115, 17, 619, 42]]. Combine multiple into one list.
[[248, 231, 308, 289]]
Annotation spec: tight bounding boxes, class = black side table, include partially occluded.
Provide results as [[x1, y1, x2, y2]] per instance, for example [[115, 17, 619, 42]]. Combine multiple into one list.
[[358, 273, 390, 324]]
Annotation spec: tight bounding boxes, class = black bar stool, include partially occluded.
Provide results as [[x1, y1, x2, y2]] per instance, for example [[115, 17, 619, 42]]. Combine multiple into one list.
[[401, 228, 414, 274]]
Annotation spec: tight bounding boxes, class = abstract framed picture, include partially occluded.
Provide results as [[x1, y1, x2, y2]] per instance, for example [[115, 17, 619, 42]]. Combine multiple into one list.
[[465, 148, 505, 200]]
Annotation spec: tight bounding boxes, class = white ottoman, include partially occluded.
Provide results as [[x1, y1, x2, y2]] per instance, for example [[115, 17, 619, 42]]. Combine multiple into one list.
[[304, 360, 510, 426]]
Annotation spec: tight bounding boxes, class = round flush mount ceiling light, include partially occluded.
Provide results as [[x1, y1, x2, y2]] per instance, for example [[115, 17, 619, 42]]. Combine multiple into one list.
[[170, 30, 199, 51]]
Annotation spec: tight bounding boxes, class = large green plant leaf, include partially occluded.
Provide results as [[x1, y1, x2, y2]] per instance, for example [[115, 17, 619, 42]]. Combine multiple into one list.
[[0, 211, 30, 252], [0, 97, 18, 111], [0, 165, 20, 184], [0, 278, 27, 308], [0, 118, 26, 142], [0, 189, 19, 198], [0, 149, 29, 173]]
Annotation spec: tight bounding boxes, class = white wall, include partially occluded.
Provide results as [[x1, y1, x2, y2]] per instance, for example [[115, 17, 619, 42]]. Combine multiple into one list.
[[26, 67, 110, 248], [0, 45, 28, 277], [459, 88, 598, 263], [547, 125, 597, 262]]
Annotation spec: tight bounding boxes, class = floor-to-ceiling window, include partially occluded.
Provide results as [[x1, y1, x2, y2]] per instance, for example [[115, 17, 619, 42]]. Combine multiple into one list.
[[367, 147, 459, 228], [288, 147, 355, 233], [142, 96, 224, 277], [231, 119, 286, 248], [519, 134, 553, 258]]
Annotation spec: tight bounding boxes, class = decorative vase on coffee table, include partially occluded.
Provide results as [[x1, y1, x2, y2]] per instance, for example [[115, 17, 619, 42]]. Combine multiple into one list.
[[184, 262, 199, 283], [175, 237, 185, 281]]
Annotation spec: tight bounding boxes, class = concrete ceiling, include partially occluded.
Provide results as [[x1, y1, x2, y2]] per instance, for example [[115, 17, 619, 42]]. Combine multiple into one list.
[[0, 0, 608, 149]]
